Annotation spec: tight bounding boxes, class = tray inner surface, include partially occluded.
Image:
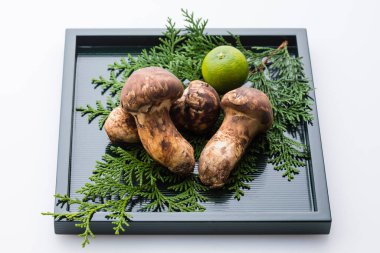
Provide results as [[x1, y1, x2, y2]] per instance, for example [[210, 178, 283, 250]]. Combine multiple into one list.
[[69, 35, 316, 213]]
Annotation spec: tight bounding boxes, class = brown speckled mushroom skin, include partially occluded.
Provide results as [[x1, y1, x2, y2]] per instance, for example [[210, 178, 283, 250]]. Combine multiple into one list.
[[104, 106, 139, 144], [121, 67, 195, 175], [198, 87, 273, 188], [170, 80, 220, 134]]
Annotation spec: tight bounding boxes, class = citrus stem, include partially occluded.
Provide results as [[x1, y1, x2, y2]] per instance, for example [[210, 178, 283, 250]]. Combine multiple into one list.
[[217, 52, 225, 59]]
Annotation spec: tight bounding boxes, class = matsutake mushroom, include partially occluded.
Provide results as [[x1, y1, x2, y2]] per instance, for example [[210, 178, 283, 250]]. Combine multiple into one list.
[[170, 80, 220, 134], [198, 87, 273, 188], [104, 106, 139, 144], [120, 67, 195, 175]]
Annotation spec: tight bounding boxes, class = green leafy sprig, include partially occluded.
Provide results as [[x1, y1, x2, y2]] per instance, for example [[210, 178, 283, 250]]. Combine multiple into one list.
[[76, 97, 118, 129], [246, 42, 313, 180]]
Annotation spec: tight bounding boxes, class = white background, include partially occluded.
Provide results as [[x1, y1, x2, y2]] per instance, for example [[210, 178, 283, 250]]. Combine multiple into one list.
[[0, 0, 379, 252]]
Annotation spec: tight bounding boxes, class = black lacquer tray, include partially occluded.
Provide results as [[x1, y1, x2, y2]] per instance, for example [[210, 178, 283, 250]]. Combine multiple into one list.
[[54, 28, 331, 234]]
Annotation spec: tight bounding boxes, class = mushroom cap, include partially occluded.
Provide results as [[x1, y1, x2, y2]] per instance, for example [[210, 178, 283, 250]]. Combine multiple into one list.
[[104, 106, 139, 144], [221, 87, 273, 131], [185, 80, 220, 113], [121, 67, 184, 113], [170, 80, 220, 134]]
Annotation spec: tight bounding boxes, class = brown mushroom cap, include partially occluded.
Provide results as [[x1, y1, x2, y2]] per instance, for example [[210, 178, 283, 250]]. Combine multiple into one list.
[[104, 106, 139, 143], [185, 80, 220, 111], [120, 67, 184, 113], [170, 80, 220, 134], [221, 87, 273, 132]]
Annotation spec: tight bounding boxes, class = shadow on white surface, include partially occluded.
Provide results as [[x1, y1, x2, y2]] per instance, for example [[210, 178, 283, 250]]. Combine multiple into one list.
[[54, 234, 331, 252]]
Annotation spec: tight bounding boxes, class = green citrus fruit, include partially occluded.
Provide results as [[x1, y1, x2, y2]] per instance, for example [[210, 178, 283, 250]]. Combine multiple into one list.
[[201, 45, 249, 94]]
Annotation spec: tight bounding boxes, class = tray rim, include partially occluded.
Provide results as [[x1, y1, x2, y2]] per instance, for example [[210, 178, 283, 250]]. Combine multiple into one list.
[[54, 28, 331, 232]]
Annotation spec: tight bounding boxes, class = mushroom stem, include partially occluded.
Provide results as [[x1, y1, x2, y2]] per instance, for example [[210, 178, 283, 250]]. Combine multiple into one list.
[[199, 111, 260, 188], [133, 99, 194, 174]]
